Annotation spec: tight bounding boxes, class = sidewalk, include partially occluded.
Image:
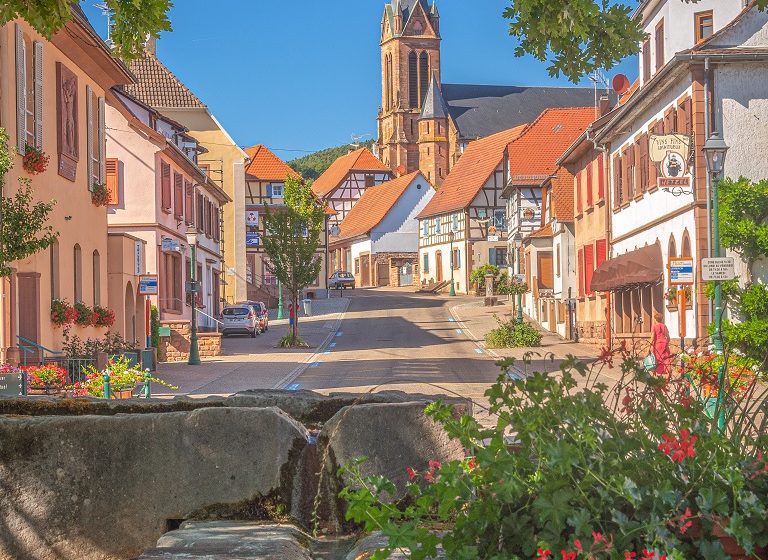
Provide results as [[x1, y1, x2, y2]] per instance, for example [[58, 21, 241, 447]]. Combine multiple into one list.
[[450, 299, 625, 385], [152, 297, 349, 397]]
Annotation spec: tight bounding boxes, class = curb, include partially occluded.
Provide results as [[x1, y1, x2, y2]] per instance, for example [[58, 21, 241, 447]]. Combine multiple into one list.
[[271, 298, 351, 390]]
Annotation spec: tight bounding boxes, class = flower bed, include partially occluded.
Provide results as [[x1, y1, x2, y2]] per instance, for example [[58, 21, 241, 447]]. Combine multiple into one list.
[[71, 355, 176, 398], [25, 364, 68, 394], [680, 352, 760, 399]]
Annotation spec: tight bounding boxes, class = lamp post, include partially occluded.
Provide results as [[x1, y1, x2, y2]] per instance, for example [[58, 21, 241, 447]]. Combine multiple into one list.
[[702, 132, 729, 354], [448, 230, 456, 296], [513, 232, 524, 324], [185, 226, 201, 366]]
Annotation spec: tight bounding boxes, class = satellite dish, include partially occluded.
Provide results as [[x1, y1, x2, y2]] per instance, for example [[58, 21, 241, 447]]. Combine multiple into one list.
[[612, 74, 630, 95], [395, 164, 406, 175]]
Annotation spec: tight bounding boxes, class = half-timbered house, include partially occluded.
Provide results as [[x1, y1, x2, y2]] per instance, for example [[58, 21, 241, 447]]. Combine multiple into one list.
[[311, 147, 393, 226], [503, 107, 595, 331], [329, 171, 434, 287], [416, 126, 526, 294]]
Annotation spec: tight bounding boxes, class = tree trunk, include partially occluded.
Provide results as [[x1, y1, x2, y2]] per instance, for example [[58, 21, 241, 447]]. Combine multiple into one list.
[[292, 292, 299, 339]]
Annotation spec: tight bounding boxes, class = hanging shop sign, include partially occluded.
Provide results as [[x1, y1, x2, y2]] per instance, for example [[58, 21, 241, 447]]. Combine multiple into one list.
[[487, 235, 500, 242], [650, 134, 692, 189], [668, 257, 695, 286], [246, 232, 260, 247], [701, 257, 736, 282], [138, 275, 159, 296], [161, 238, 181, 253], [246, 210, 259, 226]]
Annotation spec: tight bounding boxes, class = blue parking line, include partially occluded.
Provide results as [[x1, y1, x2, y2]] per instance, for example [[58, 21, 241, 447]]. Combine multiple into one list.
[[455, 328, 463, 334], [287, 383, 301, 391], [336, 332, 343, 337], [322, 350, 331, 355], [474, 348, 484, 354], [329, 342, 337, 348], [309, 362, 320, 368]]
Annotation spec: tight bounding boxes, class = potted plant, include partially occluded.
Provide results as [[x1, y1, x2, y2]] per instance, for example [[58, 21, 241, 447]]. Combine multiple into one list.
[[90, 181, 110, 207], [92, 305, 115, 328], [51, 299, 77, 327], [72, 355, 176, 399], [679, 351, 760, 418], [73, 301, 94, 327], [22, 143, 49, 175], [25, 364, 68, 394], [667, 286, 693, 310]]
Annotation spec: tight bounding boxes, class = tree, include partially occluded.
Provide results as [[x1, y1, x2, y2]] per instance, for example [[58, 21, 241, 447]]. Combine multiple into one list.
[[262, 176, 325, 347], [0, 0, 172, 61], [0, 128, 58, 277], [503, 0, 768, 82]]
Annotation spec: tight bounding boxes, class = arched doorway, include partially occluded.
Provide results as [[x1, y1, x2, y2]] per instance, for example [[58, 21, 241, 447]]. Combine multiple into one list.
[[125, 282, 136, 344]]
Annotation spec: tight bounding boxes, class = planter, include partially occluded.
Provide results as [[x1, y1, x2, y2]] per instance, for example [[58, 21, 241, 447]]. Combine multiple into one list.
[[689, 518, 768, 559], [27, 384, 64, 396], [666, 303, 678, 311], [111, 387, 135, 399]]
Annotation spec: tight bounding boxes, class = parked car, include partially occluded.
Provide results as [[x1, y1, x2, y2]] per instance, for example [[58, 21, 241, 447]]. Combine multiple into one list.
[[237, 301, 269, 333], [328, 271, 355, 290], [221, 304, 260, 337]]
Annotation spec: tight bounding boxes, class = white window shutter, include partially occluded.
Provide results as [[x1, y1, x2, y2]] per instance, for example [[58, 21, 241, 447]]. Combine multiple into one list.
[[98, 96, 106, 183], [15, 24, 26, 155], [86, 85, 93, 186], [33, 41, 43, 149]]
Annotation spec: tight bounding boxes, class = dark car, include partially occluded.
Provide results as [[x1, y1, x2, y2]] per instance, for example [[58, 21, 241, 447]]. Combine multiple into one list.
[[328, 271, 355, 289], [237, 301, 269, 333]]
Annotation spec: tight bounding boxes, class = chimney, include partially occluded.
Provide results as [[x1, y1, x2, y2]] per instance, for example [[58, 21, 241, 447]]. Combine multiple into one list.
[[599, 95, 611, 117], [145, 35, 157, 55]]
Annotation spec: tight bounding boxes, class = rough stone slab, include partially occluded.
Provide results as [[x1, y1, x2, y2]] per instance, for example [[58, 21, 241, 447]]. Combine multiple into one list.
[[346, 532, 445, 559], [0, 407, 307, 560], [137, 521, 313, 559]]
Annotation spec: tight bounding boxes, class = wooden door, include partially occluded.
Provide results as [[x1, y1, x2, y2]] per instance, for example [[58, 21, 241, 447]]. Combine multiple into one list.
[[361, 254, 370, 286], [435, 252, 443, 282], [377, 263, 390, 286], [17, 273, 40, 364]]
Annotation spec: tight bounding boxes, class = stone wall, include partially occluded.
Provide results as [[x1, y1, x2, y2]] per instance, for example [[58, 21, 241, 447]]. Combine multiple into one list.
[[370, 252, 419, 288], [159, 320, 221, 362]]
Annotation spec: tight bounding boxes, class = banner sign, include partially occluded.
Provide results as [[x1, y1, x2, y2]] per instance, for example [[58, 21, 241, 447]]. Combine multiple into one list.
[[669, 257, 695, 286], [138, 275, 159, 295], [649, 134, 691, 163]]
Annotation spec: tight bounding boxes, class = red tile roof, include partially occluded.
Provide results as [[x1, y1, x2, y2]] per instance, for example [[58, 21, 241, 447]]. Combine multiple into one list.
[[311, 148, 391, 198], [508, 107, 596, 185], [244, 144, 299, 182], [334, 171, 428, 242], [528, 224, 553, 239], [125, 52, 206, 109], [417, 125, 527, 219], [550, 166, 575, 222]]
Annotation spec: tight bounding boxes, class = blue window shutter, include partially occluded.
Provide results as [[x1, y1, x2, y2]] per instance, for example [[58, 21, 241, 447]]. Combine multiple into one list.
[[266, 184, 273, 197], [423, 254, 429, 273]]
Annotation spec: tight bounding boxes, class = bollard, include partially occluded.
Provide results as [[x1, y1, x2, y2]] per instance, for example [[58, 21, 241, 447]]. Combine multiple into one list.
[[103, 372, 111, 400], [143, 370, 151, 399]]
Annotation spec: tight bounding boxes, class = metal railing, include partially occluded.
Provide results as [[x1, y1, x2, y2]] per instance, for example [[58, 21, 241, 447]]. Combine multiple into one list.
[[16, 336, 65, 366]]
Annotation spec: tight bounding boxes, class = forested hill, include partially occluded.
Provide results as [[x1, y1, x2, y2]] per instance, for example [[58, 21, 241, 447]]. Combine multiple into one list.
[[288, 140, 375, 180]]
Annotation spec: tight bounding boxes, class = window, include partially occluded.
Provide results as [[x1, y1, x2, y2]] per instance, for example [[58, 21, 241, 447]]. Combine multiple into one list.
[[354, 258, 360, 274], [73, 244, 82, 303], [642, 38, 651, 82], [695, 11, 714, 43], [92, 250, 100, 306], [196, 193, 204, 231], [161, 162, 171, 212], [204, 199, 212, 238], [682, 230, 692, 257], [173, 172, 184, 220], [556, 244, 561, 277], [268, 183, 284, 198], [586, 163, 594, 207], [576, 171, 583, 214], [452, 213, 459, 232], [423, 253, 429, 273], [597, 153, 605, 200], [489, 248, 507, 266], [106, 158, 119, 205], [15, 25, 44, 153], [584, 244, 595, 296], [212, 205, 220, 242], [422, 220, 429, 237], [86, 86, 104, 187], [49, 240, 59, 301], [655, 20, 665, 71], [596, 239, 607, 269], [638, 135, 649, 193], [435, 217, 441, 234], [161, 252, 183, 313], [613, 153, 623, 208], [668, 235, 677, 259], [408, 51, 418, 108], [577, 248, 584, 297], [185, 182, 194, 225], [364, 174, 375, 188], [494, 209, 506, 229], [452, 248, 460, 270], [419, 51, 429, 106]]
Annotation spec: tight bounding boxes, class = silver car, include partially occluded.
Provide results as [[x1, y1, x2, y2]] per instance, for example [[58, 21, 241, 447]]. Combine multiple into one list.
[[221, 304, 260, 337]]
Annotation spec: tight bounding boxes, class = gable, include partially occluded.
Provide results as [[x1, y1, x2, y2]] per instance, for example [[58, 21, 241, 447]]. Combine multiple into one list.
[[704, 6, 768, 48]]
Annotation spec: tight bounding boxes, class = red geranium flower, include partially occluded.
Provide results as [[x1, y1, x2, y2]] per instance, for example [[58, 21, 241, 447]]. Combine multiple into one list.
[[537, 548, 552, 560]]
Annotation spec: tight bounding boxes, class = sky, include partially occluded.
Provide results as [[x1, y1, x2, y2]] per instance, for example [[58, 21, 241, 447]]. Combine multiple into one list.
[[80, 0, 638, 160]]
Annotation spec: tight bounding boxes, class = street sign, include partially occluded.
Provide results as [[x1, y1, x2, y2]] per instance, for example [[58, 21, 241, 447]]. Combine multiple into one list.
[[138, 275, 159, 295], [702, 257, 736, 281], [246, 232, 260, 247], [487, 235, 499, 242], [669, 257, 695, 285], [161, 238, 181, 253], [0, 368, 24, 397], [185, 279, 201, 294]]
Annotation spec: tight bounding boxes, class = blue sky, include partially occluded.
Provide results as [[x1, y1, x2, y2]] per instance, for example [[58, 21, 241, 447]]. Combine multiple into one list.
[[80, 1, 637, 160]]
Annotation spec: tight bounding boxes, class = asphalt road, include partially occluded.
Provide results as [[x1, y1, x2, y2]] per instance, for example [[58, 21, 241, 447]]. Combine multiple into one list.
[[291, 288, 503, 412]]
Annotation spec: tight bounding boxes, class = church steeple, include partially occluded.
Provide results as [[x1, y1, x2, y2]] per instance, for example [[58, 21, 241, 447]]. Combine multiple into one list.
[[418, 74, 450, 186], [419, 74, 449, 120]]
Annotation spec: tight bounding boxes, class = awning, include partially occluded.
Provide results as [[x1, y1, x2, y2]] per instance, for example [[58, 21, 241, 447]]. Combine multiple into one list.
[[590, 244, 663, 292]]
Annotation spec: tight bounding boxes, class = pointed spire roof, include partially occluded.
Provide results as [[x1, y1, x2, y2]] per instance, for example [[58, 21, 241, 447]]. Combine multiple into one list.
[[430, 0, 439, 17], [419, 74, 449, 120]]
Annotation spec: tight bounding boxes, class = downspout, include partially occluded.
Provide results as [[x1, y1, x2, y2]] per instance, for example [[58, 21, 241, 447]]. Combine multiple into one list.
[[703, 57, 713, 324]]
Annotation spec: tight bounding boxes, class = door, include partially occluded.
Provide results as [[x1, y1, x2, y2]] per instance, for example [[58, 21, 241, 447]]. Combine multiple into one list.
[[399, 262, 413, 287], [361, 254, 370, 286], [377, 263, 390, 286], [17, 273, 40, 364], [435, 252, 443, 282]]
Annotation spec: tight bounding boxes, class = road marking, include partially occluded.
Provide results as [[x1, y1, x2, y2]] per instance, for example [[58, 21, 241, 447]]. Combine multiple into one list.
[[322, 350, 331, 355], [448, 318, 455, 322], [455, 328, 463, 334], [329, 342, 337, 348], [474, 348, 484, 354], [287, 383, 301, 391], [336, 332, 343, 337], [309, 362, 320, 368]]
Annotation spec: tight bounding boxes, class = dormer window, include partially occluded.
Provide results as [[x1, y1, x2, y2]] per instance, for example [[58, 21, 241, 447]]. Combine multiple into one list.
[[695, 11, 714, 43]]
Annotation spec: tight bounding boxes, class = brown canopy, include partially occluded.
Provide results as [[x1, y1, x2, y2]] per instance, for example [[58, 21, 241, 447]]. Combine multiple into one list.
[[590, 244, 663, 292]]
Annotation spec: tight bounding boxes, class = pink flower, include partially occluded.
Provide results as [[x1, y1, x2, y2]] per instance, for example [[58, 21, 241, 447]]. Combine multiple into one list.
[[406, 467, 417, 480], [423, 471, 434, 482], [428, 459, 442, 470]]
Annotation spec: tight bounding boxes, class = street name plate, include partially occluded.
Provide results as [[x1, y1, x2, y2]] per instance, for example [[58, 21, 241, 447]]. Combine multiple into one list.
[[0, 370, 24, 397], [702, 257, 736, 281]]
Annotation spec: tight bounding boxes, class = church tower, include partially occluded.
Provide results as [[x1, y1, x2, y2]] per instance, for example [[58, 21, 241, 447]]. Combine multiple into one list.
[[377, 0, 442, 178], [418, 74, 450, 186]]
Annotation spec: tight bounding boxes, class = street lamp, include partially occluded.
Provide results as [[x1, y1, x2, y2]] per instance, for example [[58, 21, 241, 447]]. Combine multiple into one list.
[[448, 231, 456, 296], [703, 132, 729, 353], [513, 232, 524, 324], [185, 226, 201, 365]]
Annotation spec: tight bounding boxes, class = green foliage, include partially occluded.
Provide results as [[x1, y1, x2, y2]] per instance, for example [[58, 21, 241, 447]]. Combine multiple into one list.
[[288, 141, 375, 180], [704, 279, 740, 304], [486, 316, 542, 348], [0, 0, 172, 61], [151, 304, 160, 350], [278, 332, 308, 348], [718, 177, 768, 265], [469, 264, 500, 287], [62, 329, 137, 358], [341, 355, 768, 558], [497, 271, 528, 296], [262, 176, 325, 343]]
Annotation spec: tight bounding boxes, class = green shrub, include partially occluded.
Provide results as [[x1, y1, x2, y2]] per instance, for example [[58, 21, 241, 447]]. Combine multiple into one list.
[[469, 264, 500, 287], [278, 332, 308, 348], [485, 316, 542, 348], [151, 305, 160, 350]]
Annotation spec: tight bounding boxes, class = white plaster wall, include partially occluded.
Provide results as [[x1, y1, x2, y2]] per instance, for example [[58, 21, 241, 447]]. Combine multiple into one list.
[[612, 209, 697, 340], [418, 241, 467, 293], [372, 178, 434, 253], [351, 239, 373, 262], [554, 227, 576, 300]]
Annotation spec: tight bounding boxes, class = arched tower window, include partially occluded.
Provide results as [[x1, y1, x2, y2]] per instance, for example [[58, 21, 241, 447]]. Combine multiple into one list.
[[668, 235, 677, 259], [682, 230, 692, 257], [419, 51, 429, 106], [384, 53, 391, 111], [49, 239, 60, 301], [92, 250, 101, 306], [73, 244, 82, 303], [408, 51, 418, 108]]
